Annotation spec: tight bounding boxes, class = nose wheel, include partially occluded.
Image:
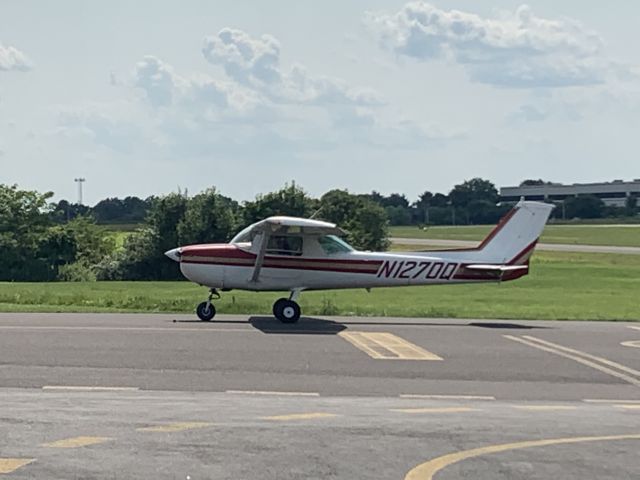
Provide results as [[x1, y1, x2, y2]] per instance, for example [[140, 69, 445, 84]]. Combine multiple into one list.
[[273, 298, 301, 324], [196, 289, 220, 321]]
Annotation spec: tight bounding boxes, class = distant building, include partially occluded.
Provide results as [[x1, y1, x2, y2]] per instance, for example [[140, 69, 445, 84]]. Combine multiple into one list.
[[500, 180, 640, 207]]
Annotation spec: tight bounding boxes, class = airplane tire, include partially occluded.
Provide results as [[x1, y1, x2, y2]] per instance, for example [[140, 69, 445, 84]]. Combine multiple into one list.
[[272, 298, 289, 318], [275, 299, 301, 324], [196, 302, 216, 321]]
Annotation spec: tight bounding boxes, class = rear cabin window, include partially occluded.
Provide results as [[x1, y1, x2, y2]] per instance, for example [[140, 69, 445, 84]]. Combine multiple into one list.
[[266, 235, 303, 256]]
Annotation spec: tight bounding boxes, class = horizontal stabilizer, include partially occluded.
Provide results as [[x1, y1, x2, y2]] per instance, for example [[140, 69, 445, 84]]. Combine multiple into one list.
[[465, 264, 528, 272]]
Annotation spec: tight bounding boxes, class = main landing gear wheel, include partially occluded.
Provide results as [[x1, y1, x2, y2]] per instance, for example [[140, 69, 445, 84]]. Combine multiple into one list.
[[273, 298, 301, 324]]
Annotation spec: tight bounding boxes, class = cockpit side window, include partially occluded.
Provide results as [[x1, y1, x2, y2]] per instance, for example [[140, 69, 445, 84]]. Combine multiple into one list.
[[317, 235, 354, 255], [266, 235, 303, 256]]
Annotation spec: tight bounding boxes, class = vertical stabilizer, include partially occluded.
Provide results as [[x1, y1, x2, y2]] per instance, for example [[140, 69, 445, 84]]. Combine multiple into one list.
[[477, 201, 554, 265]]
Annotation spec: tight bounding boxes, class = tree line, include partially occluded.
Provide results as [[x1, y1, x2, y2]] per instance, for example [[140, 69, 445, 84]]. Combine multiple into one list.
[[1, 178, 637, 282]]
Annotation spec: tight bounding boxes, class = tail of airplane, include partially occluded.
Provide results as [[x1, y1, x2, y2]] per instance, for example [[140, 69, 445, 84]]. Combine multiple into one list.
[[472, 200, 554, 265], [414, 201, 554, 277]]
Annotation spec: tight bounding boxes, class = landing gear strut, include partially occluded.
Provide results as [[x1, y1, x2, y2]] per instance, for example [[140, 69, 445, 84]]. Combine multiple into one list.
[[196, 289, 220, 321], [273, 290, 302, 324]]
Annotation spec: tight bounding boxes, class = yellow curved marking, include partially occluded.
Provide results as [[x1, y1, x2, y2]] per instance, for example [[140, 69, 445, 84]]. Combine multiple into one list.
[[0, 459, 34, 474], [621, 340, 640, 349], [405, 433, 640, 480]]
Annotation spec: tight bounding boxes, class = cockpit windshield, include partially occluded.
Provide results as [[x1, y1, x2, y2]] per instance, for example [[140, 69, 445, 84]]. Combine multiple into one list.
[[230, 225, 255, 244], [317, 235, 354, 254]]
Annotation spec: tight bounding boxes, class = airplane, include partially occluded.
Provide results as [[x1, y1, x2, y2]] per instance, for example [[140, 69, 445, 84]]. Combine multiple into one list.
[[165, 200, 554, 323]]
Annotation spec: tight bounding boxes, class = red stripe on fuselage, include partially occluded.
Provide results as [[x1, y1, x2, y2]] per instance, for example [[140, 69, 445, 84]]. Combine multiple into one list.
[[179, 244, 383, 274]]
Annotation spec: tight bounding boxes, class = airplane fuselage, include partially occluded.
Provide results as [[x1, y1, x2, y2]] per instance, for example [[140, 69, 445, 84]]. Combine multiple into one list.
[[177, 243, 530, 292]]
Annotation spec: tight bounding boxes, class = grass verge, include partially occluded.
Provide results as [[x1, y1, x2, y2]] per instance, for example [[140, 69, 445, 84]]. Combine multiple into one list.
[[0, 252, 638, 321]]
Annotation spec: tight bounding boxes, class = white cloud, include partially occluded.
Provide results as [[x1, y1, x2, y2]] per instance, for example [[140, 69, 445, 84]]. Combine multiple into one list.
[[55, 27, 455, 166], [133, 55, 263, 117], [366, 2, 611, 88], [202, 28, 384, 106], [56, 104, 142, 154], [0, 43, 33, 71]]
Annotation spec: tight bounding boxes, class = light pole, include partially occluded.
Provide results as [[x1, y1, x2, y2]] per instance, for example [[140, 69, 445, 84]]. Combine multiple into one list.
[[74, 178, 86, 205]]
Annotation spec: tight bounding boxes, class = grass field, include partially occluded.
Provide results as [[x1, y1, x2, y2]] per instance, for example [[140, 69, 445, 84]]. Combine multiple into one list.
[[1, 251, 638, 321], [390, 224, 640, 247]]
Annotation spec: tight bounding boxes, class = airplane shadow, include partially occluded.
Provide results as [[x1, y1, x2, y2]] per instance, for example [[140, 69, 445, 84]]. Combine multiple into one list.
[[170, 318, 549, 331], [467, 322, 548, 330], [249, 316, 347, 335]]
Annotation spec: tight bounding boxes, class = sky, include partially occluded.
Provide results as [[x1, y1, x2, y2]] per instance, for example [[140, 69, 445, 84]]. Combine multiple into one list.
[[1, 1, 639, 205]]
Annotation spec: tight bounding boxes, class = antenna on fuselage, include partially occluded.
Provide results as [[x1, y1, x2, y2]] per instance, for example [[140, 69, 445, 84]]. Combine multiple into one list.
[[309, 207, 323, 219]]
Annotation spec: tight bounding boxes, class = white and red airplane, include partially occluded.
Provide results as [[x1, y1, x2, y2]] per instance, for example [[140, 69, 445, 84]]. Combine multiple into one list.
[[165, 200, 554, 323]]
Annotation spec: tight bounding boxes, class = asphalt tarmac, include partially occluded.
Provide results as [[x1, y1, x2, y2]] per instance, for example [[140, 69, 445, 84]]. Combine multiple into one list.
[[390, 237, 640, 255], [1, 313, 639, 479]]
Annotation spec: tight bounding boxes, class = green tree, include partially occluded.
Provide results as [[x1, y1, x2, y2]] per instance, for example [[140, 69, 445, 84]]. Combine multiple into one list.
[[625, 195, 638, 216], [449, 178, 499, 208], [519, 179, 554, 187], [0, 184, 53, 280], [40, 217, 115, 280], [243, 183, 317, 225], [564, 195, 605, 219], [177, 189, 239, 245], [415, 191, 433, 223], [319, 190, 390, 251], [103, 193, 189, 280]]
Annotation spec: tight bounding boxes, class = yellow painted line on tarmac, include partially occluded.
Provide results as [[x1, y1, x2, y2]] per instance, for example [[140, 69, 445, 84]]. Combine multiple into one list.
[[262, 413, 338, 421], [504, 335, 640, 387], [511, 405, 577, 411], [339, 332, 442, 360], [400, 394, 495, 401], [404, 433, 640, 480], [391, 407, 479, 414], [226, 390, 320, 397], [42, 436, 112, 449], [0, 459, 35, 474], [43, 386, 139, 392], [137, 422, 213, 433], [621, 340, 640, 349], [615, 405, 640, 410]]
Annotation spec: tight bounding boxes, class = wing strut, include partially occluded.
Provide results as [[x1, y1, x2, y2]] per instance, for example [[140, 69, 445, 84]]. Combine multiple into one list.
[[250, 230, 270, 283]]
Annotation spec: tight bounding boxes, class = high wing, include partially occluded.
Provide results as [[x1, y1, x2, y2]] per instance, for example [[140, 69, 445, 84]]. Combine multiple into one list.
[[231, 216, 346, 283]]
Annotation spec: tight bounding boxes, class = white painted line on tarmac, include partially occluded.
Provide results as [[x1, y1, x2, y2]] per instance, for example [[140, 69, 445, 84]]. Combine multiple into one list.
[[628, 326, 640, 332], [615, 405, 640, 410], [391, 407, 480, 414], [0, 325, 250, 333], [504, 335, 640, 387], [521, 335, 640, 378], [137, 422, 213, 432], [262, 412, 338, 421], [400, 394, 495, 401], [43, 386, 140, 392], [225, 390, 320, 397], [583, 399, 640, 404], [621, 340, 640, 349], [512, 405, 577, 411]]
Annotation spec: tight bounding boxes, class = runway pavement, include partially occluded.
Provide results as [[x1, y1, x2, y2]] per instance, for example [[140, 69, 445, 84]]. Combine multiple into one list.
[[1, 313, 639, 479], [390, 237, 640, 255]]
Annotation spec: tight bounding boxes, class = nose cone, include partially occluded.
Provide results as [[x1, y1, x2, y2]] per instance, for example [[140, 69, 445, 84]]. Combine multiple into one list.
[[164, 247, 182, 262]]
